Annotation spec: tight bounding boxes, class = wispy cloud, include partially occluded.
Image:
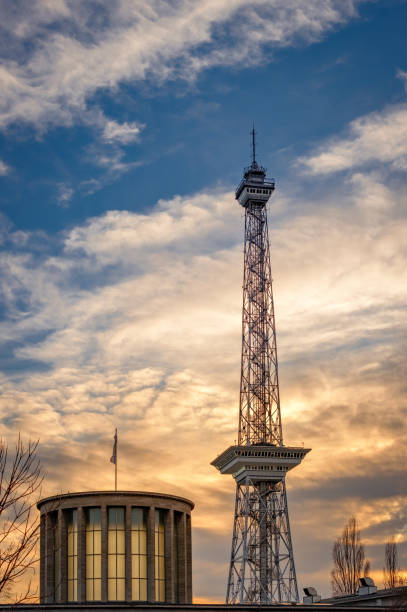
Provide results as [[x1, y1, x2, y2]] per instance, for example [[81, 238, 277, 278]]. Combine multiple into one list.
[[92, 148, 142, 173], [0, 0, 70, 40], [82, 108, 145, 144], [102, 119, 144, 144], [0, 0, 368, 130], [0, 159, 10, 175], [56, 182, 74, 207], [397, 68, 407, 92], [298, 103, 407, 174], [78, 145, 145, 195]]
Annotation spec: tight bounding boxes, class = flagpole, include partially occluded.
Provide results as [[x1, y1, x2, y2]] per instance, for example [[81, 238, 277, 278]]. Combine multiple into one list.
[[110, 428, 118, 491]]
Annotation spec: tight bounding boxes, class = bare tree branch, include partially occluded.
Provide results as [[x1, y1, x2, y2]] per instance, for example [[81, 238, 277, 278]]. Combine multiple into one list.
[[383, 538, 407, 590], [0, 435, 43, 603], [331, 516, 370, 596]]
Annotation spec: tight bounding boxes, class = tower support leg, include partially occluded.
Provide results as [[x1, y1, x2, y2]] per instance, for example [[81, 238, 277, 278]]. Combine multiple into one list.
[[227, 478, 299, 604]]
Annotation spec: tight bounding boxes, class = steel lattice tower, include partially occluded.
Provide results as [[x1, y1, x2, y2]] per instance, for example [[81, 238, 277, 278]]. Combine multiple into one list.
[[212, 130, 310, 604]]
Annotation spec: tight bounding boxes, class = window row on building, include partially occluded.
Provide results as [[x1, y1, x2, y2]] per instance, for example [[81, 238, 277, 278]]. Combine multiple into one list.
[[247, 188, 270, 194]]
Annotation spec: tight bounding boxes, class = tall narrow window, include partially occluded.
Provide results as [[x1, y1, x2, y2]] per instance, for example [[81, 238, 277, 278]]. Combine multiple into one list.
[[67, 510, 78, 602], [131, 508, 147, 600], [108, 507, 125, 600], [86, 508, 101, 600], [53, 513, 59, 600], [155, 509, 165, 601], [174, 513, 179, 603]]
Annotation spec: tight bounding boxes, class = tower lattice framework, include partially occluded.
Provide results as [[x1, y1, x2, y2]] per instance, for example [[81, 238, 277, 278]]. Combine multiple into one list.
[[239, 191, 281, 448], [212, 131, 310, 604]]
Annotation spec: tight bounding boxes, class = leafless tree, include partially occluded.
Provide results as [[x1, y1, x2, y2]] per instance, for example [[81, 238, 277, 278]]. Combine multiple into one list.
[[384, 538, 399, 589], [0, 435, 43, 603], [384, 538, 406, 590], [331, 516, 370, 596]]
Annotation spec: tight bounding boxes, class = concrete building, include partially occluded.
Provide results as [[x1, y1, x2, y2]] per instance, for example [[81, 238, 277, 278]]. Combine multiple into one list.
[[37, 491, 193, 605]]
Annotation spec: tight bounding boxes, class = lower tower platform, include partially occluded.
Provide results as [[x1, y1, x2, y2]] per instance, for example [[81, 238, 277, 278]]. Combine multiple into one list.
[[212, 445, 310, 603], [212, 445, 310, 484]]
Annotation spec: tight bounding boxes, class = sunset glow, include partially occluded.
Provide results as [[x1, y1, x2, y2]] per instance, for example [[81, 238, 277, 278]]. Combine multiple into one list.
[[0, 0, 406, 602]]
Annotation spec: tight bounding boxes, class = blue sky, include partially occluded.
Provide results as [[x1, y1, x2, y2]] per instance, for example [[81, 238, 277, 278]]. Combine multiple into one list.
[[3, 0, 407, 233], [1, 0, 407, 602]]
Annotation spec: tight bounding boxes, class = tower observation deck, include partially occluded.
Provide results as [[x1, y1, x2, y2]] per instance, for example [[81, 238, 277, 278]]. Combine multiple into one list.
[[211, 129, 310, 604]]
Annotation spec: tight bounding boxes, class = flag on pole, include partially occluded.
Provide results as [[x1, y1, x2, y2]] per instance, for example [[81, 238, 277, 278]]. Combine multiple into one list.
[[110, 428, 117, 464]]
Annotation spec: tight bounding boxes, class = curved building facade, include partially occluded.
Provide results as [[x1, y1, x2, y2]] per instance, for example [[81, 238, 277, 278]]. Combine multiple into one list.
[[38, 491, 193, 604]]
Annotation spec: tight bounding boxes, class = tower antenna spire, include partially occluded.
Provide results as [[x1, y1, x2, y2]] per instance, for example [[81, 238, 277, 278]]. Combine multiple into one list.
[[251, 123, 256, 165]]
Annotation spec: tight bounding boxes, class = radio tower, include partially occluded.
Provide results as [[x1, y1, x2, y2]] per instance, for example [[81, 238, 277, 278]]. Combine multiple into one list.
[[212, 128, 310, 604]]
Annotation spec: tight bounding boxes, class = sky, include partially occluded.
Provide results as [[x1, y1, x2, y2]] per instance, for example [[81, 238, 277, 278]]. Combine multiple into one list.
[[0, 0, 407, 602]]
